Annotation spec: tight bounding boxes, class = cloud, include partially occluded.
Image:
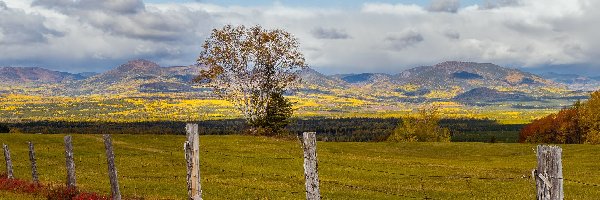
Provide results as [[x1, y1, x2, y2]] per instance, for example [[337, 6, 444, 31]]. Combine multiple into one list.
[[444, 30, 460, 40], [32, 0, 212, 42], [0, 0, 598, 75], [311, 27, 350, 39], [0, 2, 63, 45], [481, 0, 522, 9], [361, 3, 426, 15], [32, 0, 144, 14], [385, 30, 424, 51], [429, 0, 460, 13]]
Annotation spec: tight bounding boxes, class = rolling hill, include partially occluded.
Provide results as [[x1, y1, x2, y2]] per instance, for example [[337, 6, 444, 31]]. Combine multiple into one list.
[[0, 60, 572, 102], [67, 59, 203, 95], [540, 72, 600, 91], [453, 87, 533, 103], [0, 67, 85, 84], [394, 61, 558, 92]]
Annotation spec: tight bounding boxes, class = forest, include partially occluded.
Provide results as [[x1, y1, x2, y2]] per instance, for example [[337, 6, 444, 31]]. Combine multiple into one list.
[[0, 118, 522, 143], [520, 91, 600, 144]]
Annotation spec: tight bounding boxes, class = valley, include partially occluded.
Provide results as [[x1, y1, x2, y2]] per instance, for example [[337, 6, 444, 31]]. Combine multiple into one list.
[[0, 60, 591, 124]]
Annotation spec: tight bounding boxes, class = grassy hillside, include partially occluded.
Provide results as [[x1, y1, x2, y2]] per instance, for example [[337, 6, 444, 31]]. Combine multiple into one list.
[[0, 134, 599, 199]]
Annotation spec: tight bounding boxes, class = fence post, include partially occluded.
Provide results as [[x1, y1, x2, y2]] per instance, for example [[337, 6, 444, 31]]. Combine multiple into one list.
[[64, 135, 76, 188], [185, 123, 202, 200], [535, 145, 563, 200], [103, 134, 122, 200], [28, 142, 39, 183], [3, 144, 14, 179], [302, 132, 321, 200], [184, 141, 194, 200]]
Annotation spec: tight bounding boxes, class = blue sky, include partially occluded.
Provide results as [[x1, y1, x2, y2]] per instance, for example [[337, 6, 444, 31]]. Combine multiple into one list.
[[1, 0, 599, 75]]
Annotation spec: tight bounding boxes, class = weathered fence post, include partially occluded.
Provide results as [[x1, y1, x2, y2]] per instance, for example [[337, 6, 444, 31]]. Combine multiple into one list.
[[28, 142, 39, 183], [184, 141, 194, 199], [3, 144, 14, 179], [64, 135, 76, 188], [104, 134, 122, 200], [535, 145, 563, 200], [302, 132, 321, 200], [185, 123, 202, 200]]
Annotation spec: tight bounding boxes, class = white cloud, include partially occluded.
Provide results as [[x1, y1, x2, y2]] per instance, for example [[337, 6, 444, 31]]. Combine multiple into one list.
[[429, 0, 460, 13], [0, 1, 62, 45], [384, 30, 424, 51], [361, 3, 426, 15], [311, 27, 350, 40], [0, 0, 598, 74]]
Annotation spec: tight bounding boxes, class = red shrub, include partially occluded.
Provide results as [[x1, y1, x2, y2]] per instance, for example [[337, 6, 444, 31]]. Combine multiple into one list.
[[46, 186, 108, 200], [0, 173, 108, 200], [0, 174, 43, 194]]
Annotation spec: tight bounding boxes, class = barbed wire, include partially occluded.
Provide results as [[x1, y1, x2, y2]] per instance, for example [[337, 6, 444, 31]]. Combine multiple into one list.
[[324, 180, 424, 199], [207, 179, 303, 195], [323, 161, 520, 181], [564, 178, 600, 187], [3, 141, 600, 199]]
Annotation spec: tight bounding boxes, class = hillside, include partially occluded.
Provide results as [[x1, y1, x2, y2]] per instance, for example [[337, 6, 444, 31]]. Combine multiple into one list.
[[297, 68, 348, 94], [453, 87, 533, 103], [0, 67, 85, 84], [540, 72, 600, 91], [0, 60, 575, 103], [68, 60, 204, 95], [394, 61, 559, 92], [333, 73, 393, 85]]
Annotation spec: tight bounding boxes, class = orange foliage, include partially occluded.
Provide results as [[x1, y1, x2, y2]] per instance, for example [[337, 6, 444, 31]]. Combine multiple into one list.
[[519, 103, 583, 143]]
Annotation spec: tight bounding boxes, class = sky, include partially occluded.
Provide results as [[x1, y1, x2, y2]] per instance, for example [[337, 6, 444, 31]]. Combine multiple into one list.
[[0, 0, 599, 75]]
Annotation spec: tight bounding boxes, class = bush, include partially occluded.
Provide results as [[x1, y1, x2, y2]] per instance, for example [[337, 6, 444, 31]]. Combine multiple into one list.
[[0, 174, 43, 194], [388, 106, 450, 142]]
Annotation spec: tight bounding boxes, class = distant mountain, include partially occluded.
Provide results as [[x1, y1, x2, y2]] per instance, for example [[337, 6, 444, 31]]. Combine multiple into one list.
[[333, 73, 392, 84], [453, 87, 532, 103], [76, 72, 99, 78], [69, 59, 203, 95], [394, 61, 559, 92], [539, 72, 600, 91], [0, 60, 572, 102], [0, 67, 85, 84], [297, 68, 347, 94]]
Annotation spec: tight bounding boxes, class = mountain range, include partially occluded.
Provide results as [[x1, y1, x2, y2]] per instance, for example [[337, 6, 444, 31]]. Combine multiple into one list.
[[538, 72, 600, 91], [0, 60, 594, 103]]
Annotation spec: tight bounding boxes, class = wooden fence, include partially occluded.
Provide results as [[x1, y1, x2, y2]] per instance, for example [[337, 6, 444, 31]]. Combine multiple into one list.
[[0, 123, 572, 200]]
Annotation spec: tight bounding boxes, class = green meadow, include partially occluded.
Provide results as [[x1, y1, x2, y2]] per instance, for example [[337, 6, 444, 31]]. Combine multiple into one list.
[[0, 134, 599, 199]]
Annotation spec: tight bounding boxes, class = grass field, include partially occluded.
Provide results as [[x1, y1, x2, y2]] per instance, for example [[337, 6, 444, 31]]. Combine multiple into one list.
[[0, 134, 599, 199]]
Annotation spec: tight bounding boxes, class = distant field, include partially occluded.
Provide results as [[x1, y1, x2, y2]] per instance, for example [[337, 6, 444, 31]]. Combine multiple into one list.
[[0, 94, 559, 124], [0, 134, 599, 199]]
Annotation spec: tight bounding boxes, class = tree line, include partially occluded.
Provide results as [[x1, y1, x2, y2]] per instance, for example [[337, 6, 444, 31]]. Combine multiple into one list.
[[520, 91, 600, 144], [0, 118, 521, 142]]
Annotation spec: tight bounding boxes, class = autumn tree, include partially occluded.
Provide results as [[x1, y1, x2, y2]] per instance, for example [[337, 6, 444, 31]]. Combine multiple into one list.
[[582, 91, 600, 144], [388, 106, 450, 142], [195, 25, 307, 135], [520, 92, 600, 144]]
